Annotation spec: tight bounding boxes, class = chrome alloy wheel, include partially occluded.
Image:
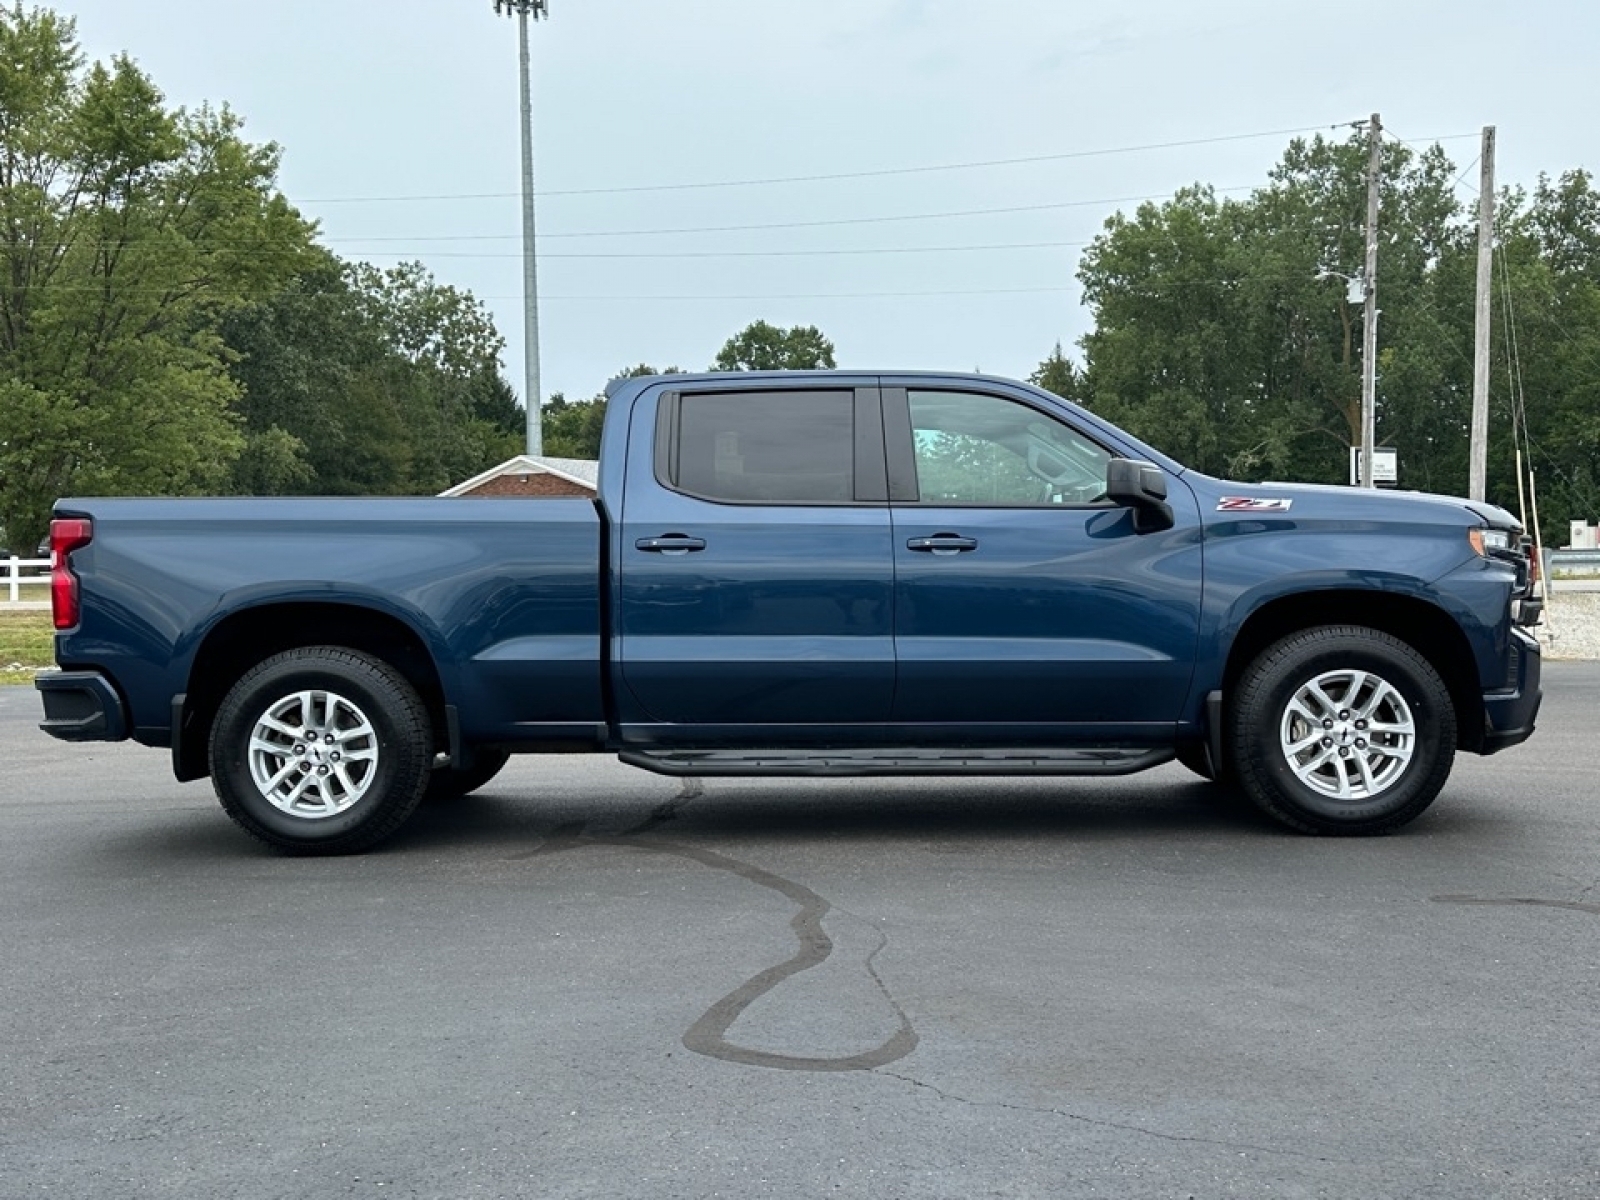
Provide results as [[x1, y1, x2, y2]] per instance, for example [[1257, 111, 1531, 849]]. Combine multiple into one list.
[[247, 689, 380, 818], [1279, 668, 1416, 801]]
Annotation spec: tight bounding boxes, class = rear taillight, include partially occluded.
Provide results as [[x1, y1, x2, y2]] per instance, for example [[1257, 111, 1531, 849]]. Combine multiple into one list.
[[50, 517, 93, 630]]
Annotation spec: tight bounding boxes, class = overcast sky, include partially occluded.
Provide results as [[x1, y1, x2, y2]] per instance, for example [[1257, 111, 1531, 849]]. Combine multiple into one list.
[[57, 0, 1600, 408]]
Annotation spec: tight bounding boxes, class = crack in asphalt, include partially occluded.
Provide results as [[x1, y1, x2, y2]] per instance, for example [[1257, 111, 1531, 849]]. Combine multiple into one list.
[[1430, 894, 1600, 916], [872, 1070, 1346, 1163], [506, 811, 918, 1072]]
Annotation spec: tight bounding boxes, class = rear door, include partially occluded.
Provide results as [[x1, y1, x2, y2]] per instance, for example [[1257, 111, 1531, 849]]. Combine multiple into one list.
[[617, 382, 895, 730], [884, 383, 1202, 739]]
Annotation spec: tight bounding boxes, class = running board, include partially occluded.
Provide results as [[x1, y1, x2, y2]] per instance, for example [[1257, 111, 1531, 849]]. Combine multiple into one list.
[[618, 746, 1174, 778]]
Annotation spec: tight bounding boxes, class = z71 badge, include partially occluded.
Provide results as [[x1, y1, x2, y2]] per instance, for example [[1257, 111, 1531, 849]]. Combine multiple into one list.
[[1217, 496, 1293, 513]]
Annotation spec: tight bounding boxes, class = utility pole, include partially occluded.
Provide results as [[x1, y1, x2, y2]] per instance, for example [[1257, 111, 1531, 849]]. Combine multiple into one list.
[[1469, 126, 1497, 501], [493, 0, 549, 457], [1359, 112, 1382, 489]]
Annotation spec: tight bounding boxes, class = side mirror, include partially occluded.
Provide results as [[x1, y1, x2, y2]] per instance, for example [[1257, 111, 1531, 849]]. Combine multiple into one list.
[[1104, 458, 1174, 532]]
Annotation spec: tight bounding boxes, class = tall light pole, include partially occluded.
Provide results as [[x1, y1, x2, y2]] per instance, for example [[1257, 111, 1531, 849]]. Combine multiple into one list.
[[1469, 126, 1497, 502], [1358, 112, 1382, 489], [493, 0, 549, 457]]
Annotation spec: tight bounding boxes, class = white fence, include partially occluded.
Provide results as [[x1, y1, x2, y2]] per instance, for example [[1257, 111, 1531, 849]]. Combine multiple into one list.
[[3, 557, 50, 608]]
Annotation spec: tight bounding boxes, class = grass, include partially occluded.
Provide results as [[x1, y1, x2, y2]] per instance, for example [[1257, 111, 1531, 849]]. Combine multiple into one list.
[[0, 609, 54, 685]]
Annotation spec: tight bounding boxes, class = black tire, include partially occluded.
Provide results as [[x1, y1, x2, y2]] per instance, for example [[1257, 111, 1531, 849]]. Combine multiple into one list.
[[209, 646, 432, 854], [1230, 625, 1456, 836], [423, 748, 511, 804]]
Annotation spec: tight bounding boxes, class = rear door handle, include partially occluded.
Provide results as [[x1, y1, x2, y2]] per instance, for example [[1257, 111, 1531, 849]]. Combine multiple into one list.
[[635, 534, 706, 555], [906, 534, 977, 555]]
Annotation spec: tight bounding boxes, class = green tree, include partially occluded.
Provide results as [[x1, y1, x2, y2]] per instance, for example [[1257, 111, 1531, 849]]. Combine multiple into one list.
[[222, 256, 519, 495], [711, 320, 835, 371], [539, 363, 684, 460], [354, 261, 518, 492], [0, 3, 317, 545], [540, 393, 606, 460], [1074, 133, 1474, 487], [1062, 132, 1600, 543], [1029, 342, 1086, 406], [1488, 173, 1600, 538]]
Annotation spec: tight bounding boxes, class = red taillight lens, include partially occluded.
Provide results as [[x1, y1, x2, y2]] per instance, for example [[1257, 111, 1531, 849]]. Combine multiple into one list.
[[50, 517, 93, 630]]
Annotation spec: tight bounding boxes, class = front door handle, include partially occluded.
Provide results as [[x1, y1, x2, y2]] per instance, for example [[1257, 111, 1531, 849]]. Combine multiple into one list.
[[906, 534, 978, 555], [635, 534, 706, 555]]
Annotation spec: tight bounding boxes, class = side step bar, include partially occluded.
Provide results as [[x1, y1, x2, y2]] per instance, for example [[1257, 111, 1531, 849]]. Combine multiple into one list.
[[618, 746, 1174, 778]]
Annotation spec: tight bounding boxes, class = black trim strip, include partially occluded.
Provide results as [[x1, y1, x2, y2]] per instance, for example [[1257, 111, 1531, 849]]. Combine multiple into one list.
[[880, 387, 920, 502], [853, 387, 888, 502]]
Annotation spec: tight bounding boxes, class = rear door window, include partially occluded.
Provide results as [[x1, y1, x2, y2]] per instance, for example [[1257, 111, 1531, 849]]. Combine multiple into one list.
[[665, 390, 859, 504]]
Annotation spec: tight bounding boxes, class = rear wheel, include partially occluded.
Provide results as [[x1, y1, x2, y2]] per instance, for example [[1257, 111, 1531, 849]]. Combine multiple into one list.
[[209, 647, 432, 854], [1230, 626, 1455, 835]]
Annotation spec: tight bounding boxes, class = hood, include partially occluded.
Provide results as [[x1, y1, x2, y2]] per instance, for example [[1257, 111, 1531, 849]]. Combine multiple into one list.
[[1190, 475, 1523, 531]]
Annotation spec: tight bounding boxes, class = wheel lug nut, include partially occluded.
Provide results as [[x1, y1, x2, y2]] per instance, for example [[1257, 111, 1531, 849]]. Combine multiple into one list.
[[317, 765, 330, 776], [1322, 737, 1333, 747], [1356, 720, 1368, 730], [293, 744, 304, 755], [1356, 739, 1367, 749], [330, 752, 340, 762], [1339, 747, 1350, 757], [1323, 719, 1335, 729], [1339, 710, 1350, 720]]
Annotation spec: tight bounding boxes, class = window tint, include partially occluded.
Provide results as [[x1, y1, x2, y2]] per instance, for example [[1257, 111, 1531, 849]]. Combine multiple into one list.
[[908, 390, 1111, 506], [674, 391, 855, 503]]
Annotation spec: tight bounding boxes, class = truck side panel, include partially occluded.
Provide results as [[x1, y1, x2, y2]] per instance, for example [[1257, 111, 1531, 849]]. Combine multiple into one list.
[[52, 497, 605, 745]]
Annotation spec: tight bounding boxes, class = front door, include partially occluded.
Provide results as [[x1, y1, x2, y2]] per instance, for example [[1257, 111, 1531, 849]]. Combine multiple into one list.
[[884, 385, 1203, 740]]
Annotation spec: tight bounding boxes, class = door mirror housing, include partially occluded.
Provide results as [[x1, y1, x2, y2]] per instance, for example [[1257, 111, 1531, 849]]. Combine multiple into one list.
[[1104, 458, 1174, 532]]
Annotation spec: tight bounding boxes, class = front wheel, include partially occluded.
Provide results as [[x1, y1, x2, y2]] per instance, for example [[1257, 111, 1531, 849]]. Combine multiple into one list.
[[1230, 626, 1456, 836], [209, 647, 433, 854]]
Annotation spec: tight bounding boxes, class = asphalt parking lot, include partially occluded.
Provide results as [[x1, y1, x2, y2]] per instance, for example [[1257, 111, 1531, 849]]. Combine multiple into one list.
[[2, 667, 1597, 1199]]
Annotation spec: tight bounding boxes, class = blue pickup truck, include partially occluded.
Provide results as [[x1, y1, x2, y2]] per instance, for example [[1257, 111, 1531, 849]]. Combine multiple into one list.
[[37, 371, 1542, 853]]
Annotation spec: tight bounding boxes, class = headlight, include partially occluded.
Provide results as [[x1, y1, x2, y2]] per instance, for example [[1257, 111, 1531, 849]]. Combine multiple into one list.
[[1469, 528, 1514, 555]]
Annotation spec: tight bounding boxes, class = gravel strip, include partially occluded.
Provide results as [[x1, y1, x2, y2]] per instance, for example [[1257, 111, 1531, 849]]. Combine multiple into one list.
[[1538, 590, 1600, 660]]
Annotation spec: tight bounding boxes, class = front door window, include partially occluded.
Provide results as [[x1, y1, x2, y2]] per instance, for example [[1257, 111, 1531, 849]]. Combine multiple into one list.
[[908, 390, 1111, 507]]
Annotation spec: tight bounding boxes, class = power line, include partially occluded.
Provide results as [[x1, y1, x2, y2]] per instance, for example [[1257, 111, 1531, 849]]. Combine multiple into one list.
[[297, 123, 1350, 204], [1449, 154, 1483, 196], [322, 186, 1258, 242], [0, 187, 1250, 260], [531, 286, 1082, 300], [1379, 128, 1479, 148], [0, 282, 1082, 300], [0, 187, 1249, 257], [348, 239, 1094, 260]]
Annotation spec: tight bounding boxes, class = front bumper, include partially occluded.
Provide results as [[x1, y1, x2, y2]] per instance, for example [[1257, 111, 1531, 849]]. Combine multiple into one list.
[[1479, 627, 1541, 754], [36, 671, 129, 742]]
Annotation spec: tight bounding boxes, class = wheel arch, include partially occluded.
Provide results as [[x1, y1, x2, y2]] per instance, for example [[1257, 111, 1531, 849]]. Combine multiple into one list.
[[177, 601, 449, 782], [1222, 591, 1484, 753]]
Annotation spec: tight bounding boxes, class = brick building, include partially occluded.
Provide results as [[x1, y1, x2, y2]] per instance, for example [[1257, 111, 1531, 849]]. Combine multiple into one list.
[[439, 455, 599, 499]]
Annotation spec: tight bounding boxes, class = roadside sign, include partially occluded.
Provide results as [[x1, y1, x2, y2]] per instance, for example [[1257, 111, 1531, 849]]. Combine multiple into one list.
[[1349, 446, 1399, 487]]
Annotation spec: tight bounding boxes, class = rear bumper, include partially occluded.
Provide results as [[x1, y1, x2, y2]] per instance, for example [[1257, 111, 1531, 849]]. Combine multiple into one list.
[[1478, 628, 1541, 754], [36, 671, 129, 742]]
